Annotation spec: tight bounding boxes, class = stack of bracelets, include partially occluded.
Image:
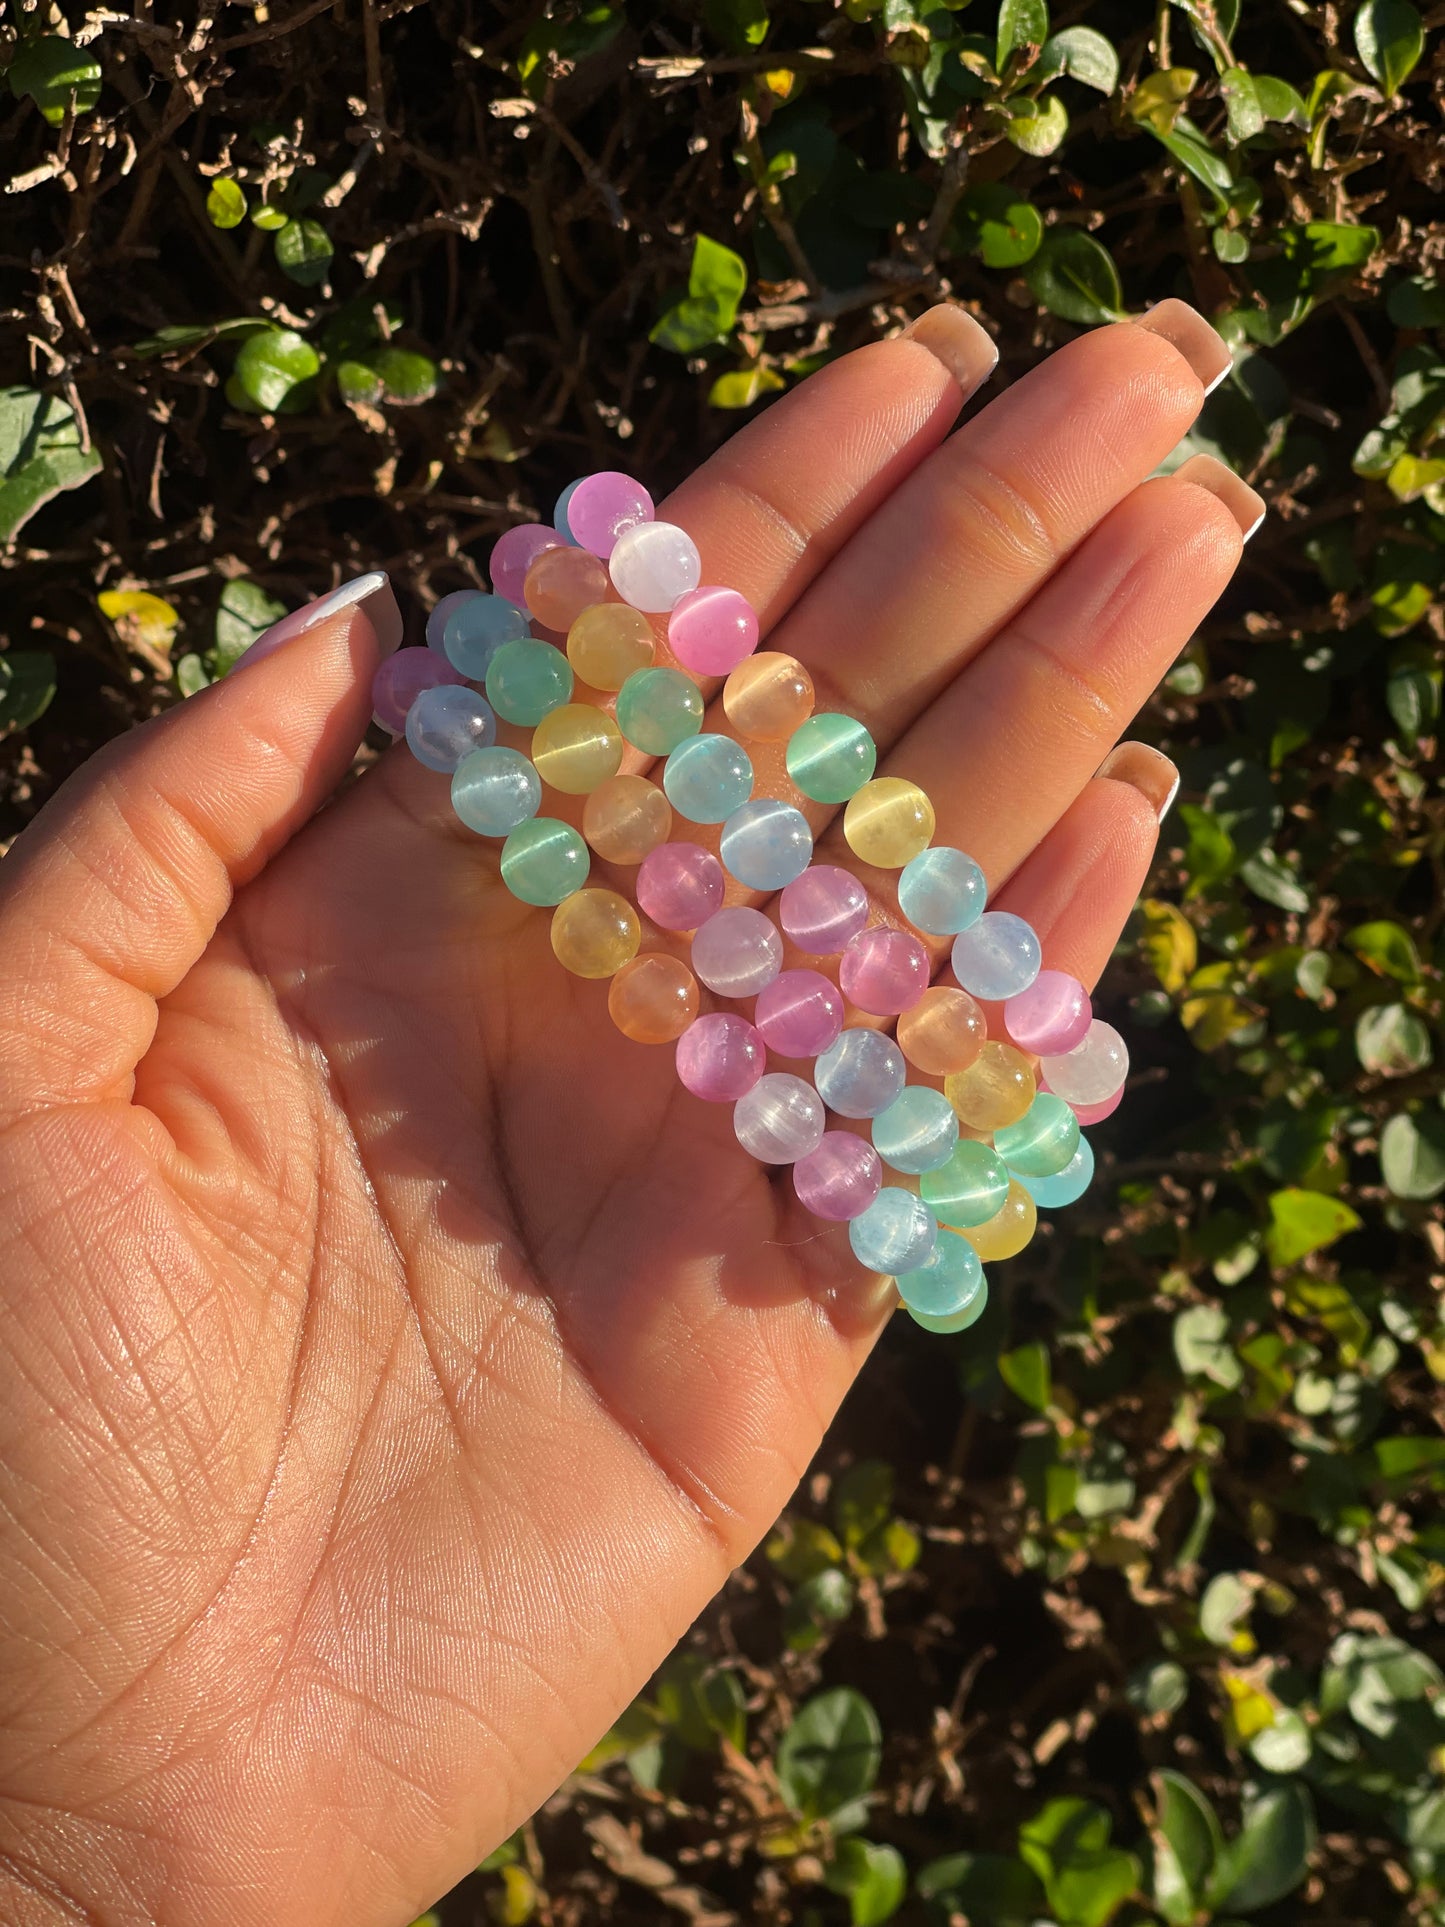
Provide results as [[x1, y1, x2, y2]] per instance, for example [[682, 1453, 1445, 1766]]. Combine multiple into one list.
[[369, 471, 1129, 1337]]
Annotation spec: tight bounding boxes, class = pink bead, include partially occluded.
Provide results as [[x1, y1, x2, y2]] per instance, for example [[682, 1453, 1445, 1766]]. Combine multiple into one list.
[[668, 586, 760, 678], [636, 843, 725, 932], [793, 1131, 883, 1222], [489, 524, 563, 604], [839, 927, 931, 1016], [1004, 969, 1091, 1055], [754, 969, 846, 1058], [371, 647, 464, 734], [566, 472, 655, 559], [1070, 1086, 1124, 1126], [780, 864, 870, 955], [675, 1013, 766, 1103]]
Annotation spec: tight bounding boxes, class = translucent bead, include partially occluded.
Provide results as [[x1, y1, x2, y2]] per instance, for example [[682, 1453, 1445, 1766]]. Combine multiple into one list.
[[530, 703, 624, 794], [1068, 1085, 1124, 1126], [451, 745, 542, 837], [609, 953, 699, 1044], [524, 545, 610, 632], [662, 734, 753, 823], [550, 887, 641, 979], [814, 1028, 907, 1119], [896, 986, 987, 1077], [553, 477, 584, 543], [849, 1188, 937, 1275], [486, 638, 574, 726], [1004, 969, 1091, 1056], [439, 593, 529, 678], [372, 647, 464, 734], [616, 666, 705, 755], [994, 1092, 1080, 1178], [839, 927, 931, 1017], [951, 912, 1042, 1001], [1018, 1135, 1094, 1209], [719, 798, 814, 891], [871, 1086, 959, 1176], [499, 817, 590, 906], [582, 775, 672, 864], [779, 864, 869, 954], [785, 713, 877, 804], [734, 1073, 826, 1164], [675, 1012, 766, 1102], [793, 1132, 883, 1222], [754, 969, 845, 1058], [692, 905, 783, 997], [944, 1041, 1036, 1130], [843, 778, 936, 869], [489, 523, 563, 604], [897, 1233, 988, 1334], [426, 590, 478, 655], [405, 684, 496, 772], [920, 1140, 1010, 1228], [958, 1180, 1037, 1262], [898, 846, 987, 936], [567, 471, 655, 559], [567, 603, 654, 692], [723, 652, 815, 742], [1041, 1020, 1129, 1108], [609, 520, 701, 612], [668, 585, 759, 677], [636, 842, 725, 931]]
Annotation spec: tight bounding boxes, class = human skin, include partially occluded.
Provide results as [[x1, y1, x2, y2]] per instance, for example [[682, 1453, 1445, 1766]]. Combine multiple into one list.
[[0, 301, 1261, 1927]]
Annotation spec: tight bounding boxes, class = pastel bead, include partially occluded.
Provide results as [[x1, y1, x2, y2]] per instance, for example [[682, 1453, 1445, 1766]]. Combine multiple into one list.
[[1004, 970, 1091, 1056], [451, 745, 542, 837], [668, 585, 759, 677], [499, 817, 590, 906], [793, 1132, 883, 1222], [567, 603, 654, 691], [839, 926, 931, 1016], [550, 887, 641, 979], [1068, 1085, 1124, 1126], [843, 778, 936, 869], [896, 986, 987, 1077], [675, 1012, 766, 1102], [897, 1233, 988, 1334], [871, 1086, 959, 1175], [849, 1188, 937, 1275], [489, 523, 563, 604], [609, 953, 700, 1044], [1041, 1020, 1129, 1108], [662, 734, 753, 823], [582, 775, 672, 864], [372, 647, 464, 734], [814, 1028, 907, 1119], [530, 703, 623, 794], [958, 1180, 1037, 1263], [898, 846, 987, 936], [486, 638, 573, 725], [567, 471, 655, 559], [950, 912, 1042, 1001], [553, 477, 585, 543], [994, 1092, 1080, 1178], [691, 905, 783, 997], [523, 545, 610, 632], [636, 842, 725, 931], [1018, 1135, 1095, 1209], [920, 1140, 1010, 1228], [754, 969, 845, 1058], [439, 593, 528, 678], [426, 589, 478, 654], [719, 798, 814, 891], [609, 519, 701, 612], [733, 1073, 826, 1164], [779, 864, 869, 954], [723, 652, 815, 742], [785, 713, 877, 804], [616, 666, 705, 755], [404, 684, 496, 771], [944, 1041, 1036, 1131]]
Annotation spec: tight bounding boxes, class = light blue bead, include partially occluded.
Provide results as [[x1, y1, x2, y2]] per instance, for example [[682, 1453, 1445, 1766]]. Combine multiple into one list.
[[554, 477, 585, 545], [405, 684, 497, 772], [1017, 1135, 1095, 1209], [951, 911, 1042, 1001], [441, 594, 529, 679], [849, 1188, 937, 1275], [897, 1233, 987, 1332], [871, 1086, 959, 1175], [719, 798, 814, 890], [898, 846, 987, 936], [662, 733, 754, 824], [486, 638, 574, 725], [814, 1029, 906, 1119], [451, 745, 542, 837]]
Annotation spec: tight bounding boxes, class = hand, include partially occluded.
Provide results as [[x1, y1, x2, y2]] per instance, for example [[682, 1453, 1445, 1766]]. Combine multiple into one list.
[[0, 300, 1260, 1927]]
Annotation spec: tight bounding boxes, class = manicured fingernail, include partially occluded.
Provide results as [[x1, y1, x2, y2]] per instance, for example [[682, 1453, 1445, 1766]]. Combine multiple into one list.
[[234, 572, 399, 671], [1097, 741, 1180, 822], [1134, 298, 1232, 396], [901, 303, 999, 393], [1172, 452, 1266, 540]]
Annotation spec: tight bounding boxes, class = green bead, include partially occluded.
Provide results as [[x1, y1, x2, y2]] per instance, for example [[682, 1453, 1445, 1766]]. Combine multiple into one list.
[[785, 712, 877, 804], [616, 666, 705, 755], [486, 638, 573, 725], [499, 816, 590, 905], [920, 1139, 1009, 1228], [994, 1092, 1081, 1178]]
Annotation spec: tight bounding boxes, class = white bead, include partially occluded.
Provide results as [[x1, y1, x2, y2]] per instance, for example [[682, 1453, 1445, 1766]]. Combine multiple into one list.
[[733, 1073, 826, 1164], [1041, 1019, 1129, 1107], [608, 520, 702, 613]]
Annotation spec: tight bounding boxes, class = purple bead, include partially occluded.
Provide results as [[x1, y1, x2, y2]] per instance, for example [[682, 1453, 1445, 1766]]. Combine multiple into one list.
[[1005, 969, 1092, 1056], [779, 864, 870, 955], [691, 905, 783, 997], [675, 1013, 766, 1103], [426, 590, 477, 655], [566, 472, 655, 559], [668, 586, 759, 678], [839, 927, 932, 1016], [371, 647, 464, 734], [488, 524, 563, 604], [793, 1131, 883, 1222], [636, 842, 726, 932], [754, 969, 846, 1058]]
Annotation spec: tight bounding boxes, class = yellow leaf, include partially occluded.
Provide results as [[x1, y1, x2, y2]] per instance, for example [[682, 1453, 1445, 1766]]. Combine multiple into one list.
[[1128, 66, 1196, 133], [762, 67, 795, 99], [1139, 899, 1198, 994], [1221, 1669, 1273, 1739], [492, 1865, 537, 1926], [98, 590, 180, 660]]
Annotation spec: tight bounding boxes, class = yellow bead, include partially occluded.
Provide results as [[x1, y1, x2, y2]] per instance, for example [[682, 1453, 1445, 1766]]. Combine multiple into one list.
[[531, 703, 624, 795], [944, 1041, 1036, 1130], [582, 773, 673, 864], [722, 651, 815, 741], [842, 777, 936, 868], [567, 603, 655, 691], [550, 888, 641, 979], [956, 1182, 1037, 1262], [608, 953, 699, 1043]]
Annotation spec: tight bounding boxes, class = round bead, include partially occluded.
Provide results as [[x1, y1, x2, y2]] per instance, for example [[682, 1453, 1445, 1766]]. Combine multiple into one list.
[[691, 905, 783, 997], [636, 842, 725, 931], [1068, 1085, 1124, 1126], [553, 477, 585, 543], [668, 585, 759, 677], [994, 1092, 1081, 1178], [839, 926, 931, 1016], [814, 1028, 907, 1119], [896, 986, 987, 1077], [951, 912, 1042, 1002], [897, 1233, 988, 1333], [499, 817, 590, 906], [1004, 970, 1091, 1056], [793, 1132, 883, 1222], [582, 775, 672, 864], [567, 603, 654, 691], [439, 593, 528, 678], [426, 589, 478, 655], [1041, 1020, 1129, 1108], [843, 778, 936, 869], [567, 472, 655, 559], [719, 798, 814, 891], [662, 734, 753, 823], [1018, 1135, 1095, 1209], [609, 954, 700, 1045], [372, 647, 464, 734], [609, 520, 701, 612], [404, 684, 496, 772], [550, 887, 641, 979], [849, 1188, 937, 1276], [451, 745, 542, 838], [958, 1180, 1037, 1263], [898, 846, 987, 936], [944, 1041, 1036, 1131], [734, 1073, 826, 1165], [486, 638, 574, 726], [489, 523, 563, 604], [530, 703, 624, 794], [921, 1140, 1010, 1229], [675, 1012, 766, 1103], [785, 713, 877, 804], [723, 652, 814, 742], [754, 969, 845, 1058], [871, 1086, 959, 1176], [779, 864, 870, 954], [523, 545, 610, 633], [616, 666, 705, 755]]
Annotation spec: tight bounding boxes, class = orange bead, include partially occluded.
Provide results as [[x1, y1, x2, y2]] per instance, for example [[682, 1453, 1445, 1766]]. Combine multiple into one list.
[[723, 651, 815, 741], [524, 546, 610, 633], [944, 1041, 1036, 1130], [568, 602, 655, 691], [897, 986, 988, 1077], [582, 774, 673, 864], [957, 1182, 1037, 1262], [608, 953, 700, 1043]]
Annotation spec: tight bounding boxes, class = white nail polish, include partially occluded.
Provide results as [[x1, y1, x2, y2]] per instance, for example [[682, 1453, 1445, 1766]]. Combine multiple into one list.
[[235, 572, 392, 670], [1157, 770, 1181, 822], [1203, 362, 1232, 398], [1241, 507, 1265, 542]]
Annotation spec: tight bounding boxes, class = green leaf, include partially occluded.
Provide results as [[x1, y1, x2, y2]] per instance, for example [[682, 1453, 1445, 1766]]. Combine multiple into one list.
[[274, 218, 334, 288], [1250, 1708, 1312, 1772], [704, 0, 770, 49], [250, 202, 289, 232], [1199, 1571, 1253, 1646], [951, 184, 1043, 267], [1018, 1800, 1141, 1927], [1380, 1111, 1445, 1200], [834, 1461, 894, 1549], [998, 1341, 1051, 1409], [1026, 229, 1125, 325], [132, 317, 269, 359], [1006, 92, 1069, 155], [1152, 1771, 1223, 1924], [1219, 70, 1265, 143], [708, 364, 785, 408], [1265, 1188, 1362, 1268], [776, 1688, 881, 1823], [1139, 900, 1198, 993], [1387, 275, 1445, 327], [1345, 919, 1421, 983], [1253, 75, 1310, 125], [997, 0, 1050, 70], [214, 578, 287, 673], [206, 178, 247, 229], [1152, 122, 1235, 208], [368, 348, 440, 404], [916, 1852, 1045, 1923], [651, 235, 749, 354], [1374, 1434, 1445, 1478], [337, 360, 385, 405], [1355, 1002, 1432, 1075], [174, 653, 212, 698], [1173, 1305, 1244, 1389], [824, 1839, 907, 1927], [1353, 0, 1425, 93], [0, 386, 103, 543], [1036, 26, 1118, 93], [231, 327, 320, 413], [1126, 1660, 1189, 1717], [0, 651, 58, 734], [1211, 1783, 1315, 1913], [7, 35, 102, 124], [1239, 847, 1310, 913]]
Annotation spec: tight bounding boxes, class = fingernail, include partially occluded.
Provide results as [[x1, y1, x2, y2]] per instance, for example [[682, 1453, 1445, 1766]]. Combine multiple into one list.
[[1134, 298, 1232, 396], [901, 303, 1000, 393], [1172, 452, 1266, 540], [1097, 741, 1180, 822], [234, 572, 400, 672]]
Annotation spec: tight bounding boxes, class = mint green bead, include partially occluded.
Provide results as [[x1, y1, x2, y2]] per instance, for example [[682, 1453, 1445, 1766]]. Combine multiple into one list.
[[616, 666, 704, 755], [486, 638, 573, 725], [663, 734, 753, 823], [872, 1086, 959, 1175], [897, 1231, 987, 1332], [994, 1092, 1080, 1178], [920, 1139, 1009, 1228], [786, 712, 876, 804], [500, 816, 590, 905]]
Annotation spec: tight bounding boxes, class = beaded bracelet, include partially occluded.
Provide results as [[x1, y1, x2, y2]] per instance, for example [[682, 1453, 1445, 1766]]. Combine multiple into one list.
[[370, 471, 1129, 1337]]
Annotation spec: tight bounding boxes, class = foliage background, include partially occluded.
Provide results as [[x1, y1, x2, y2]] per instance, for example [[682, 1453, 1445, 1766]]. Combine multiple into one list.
[[2, 0, 1443, 1921]]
